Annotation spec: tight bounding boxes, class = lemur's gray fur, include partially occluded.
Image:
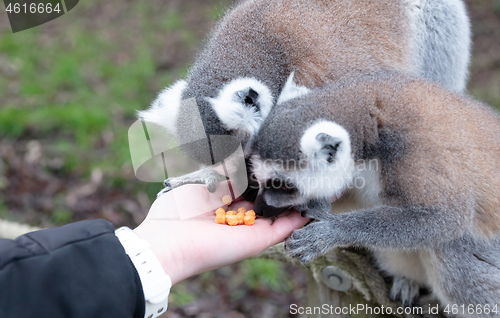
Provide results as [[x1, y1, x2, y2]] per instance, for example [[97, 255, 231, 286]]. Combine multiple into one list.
[[249, 73, 500, 315], [138, 0, 471, 196]]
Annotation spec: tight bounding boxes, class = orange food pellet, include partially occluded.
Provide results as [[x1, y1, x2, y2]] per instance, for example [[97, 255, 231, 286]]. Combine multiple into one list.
[[236, 211, 245, 225], [222, 195, 232, 206], [214, 206, 256, 226], [237, 207, 247, 214], [244, 214, 255, 226], [215, 214, 226, 224], [226, 214, 239, 226], [215, 207, 226, 215]]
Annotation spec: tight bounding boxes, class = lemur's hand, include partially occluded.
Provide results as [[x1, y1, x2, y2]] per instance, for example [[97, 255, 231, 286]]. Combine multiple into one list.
[[298, 199, 332, 219], [156, 184, 173, 198], [286, 199, 338, 263], [159, 168, 227, 197]]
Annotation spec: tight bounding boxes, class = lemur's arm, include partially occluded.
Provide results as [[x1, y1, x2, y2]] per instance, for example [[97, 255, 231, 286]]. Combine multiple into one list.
[[287, 199, 471, 263], [158, 157, 250, 197], [157, 168, 226, 197]]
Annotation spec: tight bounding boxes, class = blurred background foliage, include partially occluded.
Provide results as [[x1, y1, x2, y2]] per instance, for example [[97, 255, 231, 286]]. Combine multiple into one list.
[[0, 0, 499, 317]]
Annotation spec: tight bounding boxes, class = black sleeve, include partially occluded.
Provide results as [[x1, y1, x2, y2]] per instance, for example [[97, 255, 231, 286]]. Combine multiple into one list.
[[0, 219, 145, 318]]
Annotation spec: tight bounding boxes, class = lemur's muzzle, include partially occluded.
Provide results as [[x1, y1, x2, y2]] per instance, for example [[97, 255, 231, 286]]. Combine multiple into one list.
[[253, 193, 291, 218]]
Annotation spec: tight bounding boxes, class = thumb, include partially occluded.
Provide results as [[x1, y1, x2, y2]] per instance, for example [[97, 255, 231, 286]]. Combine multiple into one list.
[[268, 211, 310, 246]]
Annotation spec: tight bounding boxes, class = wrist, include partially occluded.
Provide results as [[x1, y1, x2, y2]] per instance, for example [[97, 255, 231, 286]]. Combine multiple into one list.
[[116, 227, 171, 318], [133, 224, 185, 285]]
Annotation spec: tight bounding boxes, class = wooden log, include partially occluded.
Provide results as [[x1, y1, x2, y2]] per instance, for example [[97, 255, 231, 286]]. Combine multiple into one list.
[[256, 243, 442, 318]]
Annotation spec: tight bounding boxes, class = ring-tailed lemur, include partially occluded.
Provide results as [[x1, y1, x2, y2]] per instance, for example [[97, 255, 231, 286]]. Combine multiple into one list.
[[138, 0, 471, 195], [249, 72, 500, 313]]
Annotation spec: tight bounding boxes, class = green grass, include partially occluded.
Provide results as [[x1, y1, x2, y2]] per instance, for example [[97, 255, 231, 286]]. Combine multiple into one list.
[[495, 0, 500, 14], [0, 1, 199, 201], [470, 71, 500, 109], [51, 208, 74, 225], [169, 284, 195, 306], [242, 259, 293, 292]]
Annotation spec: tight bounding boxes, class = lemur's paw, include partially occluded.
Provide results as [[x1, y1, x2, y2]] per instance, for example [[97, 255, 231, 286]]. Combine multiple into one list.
[[300, 209, 326, 219], [299, 200, 332, 220], [163, 169, 227, 193], [285, 221, 334, 264], [163, 178, 174, 188], [390, 276, 420, 307], [164, 176, 211, 190], [156, 185, 173, 198], [163, 177, 184, 189], [206, 180, 218, 193]]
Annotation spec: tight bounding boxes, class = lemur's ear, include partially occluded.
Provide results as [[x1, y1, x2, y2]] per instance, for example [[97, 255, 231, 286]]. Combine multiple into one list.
[[277, 72, 311, 105], [137, 80, 188, 134], [207, 78, 274, 136], [300, 121, 351, 165]]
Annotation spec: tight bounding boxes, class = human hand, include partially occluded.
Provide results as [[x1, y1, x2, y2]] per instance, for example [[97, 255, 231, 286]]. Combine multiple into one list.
[[134, 183, 309, 285]]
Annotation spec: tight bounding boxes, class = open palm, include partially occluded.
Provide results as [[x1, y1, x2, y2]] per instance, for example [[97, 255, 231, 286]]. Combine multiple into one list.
[[134, 183, 309, 284]]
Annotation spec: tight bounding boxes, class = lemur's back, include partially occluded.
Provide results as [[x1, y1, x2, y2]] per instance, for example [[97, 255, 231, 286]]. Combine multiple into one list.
[[195, 0, 470, 91], [317, 75, 500, 238], [255, 0, 410, 86], [372, 78, 500, 237]]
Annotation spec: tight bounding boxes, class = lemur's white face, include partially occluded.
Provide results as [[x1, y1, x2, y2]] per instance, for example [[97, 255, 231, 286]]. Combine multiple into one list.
[[206, 72, 310, 141], [251, 121, 355, 217], [138, 72, 310, 143], [206, 77, 274, 138]]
